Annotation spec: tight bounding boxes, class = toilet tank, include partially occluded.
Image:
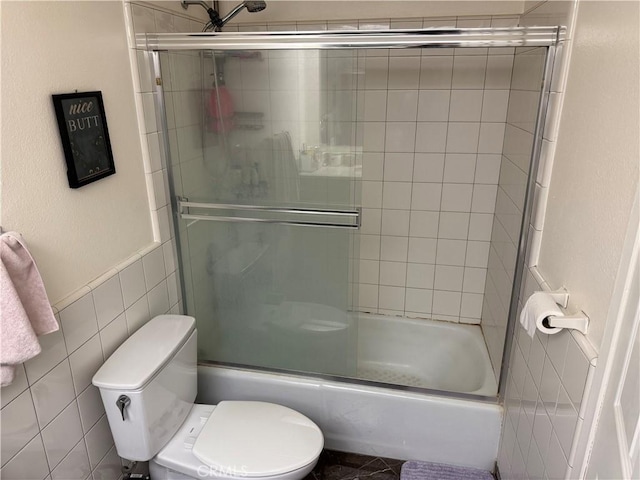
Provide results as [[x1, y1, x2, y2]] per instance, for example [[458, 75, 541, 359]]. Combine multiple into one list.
[[92, 315, 197, 461]]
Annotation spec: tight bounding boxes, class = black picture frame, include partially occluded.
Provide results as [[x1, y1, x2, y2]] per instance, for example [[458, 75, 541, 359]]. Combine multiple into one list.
[[52, 91, 116, 188]]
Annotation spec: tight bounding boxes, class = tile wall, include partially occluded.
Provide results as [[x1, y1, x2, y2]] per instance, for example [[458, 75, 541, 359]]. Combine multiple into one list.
[[481, 45, 547, 379], [221, 16, 520, 323], [495, 2, 603, 480], [0, 242, 181, 480], [0, 3, 204, 480]]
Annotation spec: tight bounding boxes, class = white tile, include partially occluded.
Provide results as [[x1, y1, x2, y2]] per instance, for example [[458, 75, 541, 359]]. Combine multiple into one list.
[[362, 153, 385, 180], [118, 259, 146, 309], [361, 181, 382, 208], [382, 182, 412, 209], [85, 416, 114, 469], [359, 235, 381, 260], [417, 90, 450, 122], [130, 4, 156, 34], [386, 91, 418, 121], [358, 284, 379, 309], [461, 293, 484, 318], [436, 239, 467, 266], [91, 446, 121, 480], [141, 93, 157, 133], [419, 56, 453, 89], [485, 55, 514, 89], [167, 272, 180, 307], [441, 184, 473, 212], [452, 56, 487, 89], [405, 288, 433, 314], [146, 132, 163, 172], [413, 153, 445, 182], [380, 236, 409, 262], [51, 438, 90, 480], [472, 184, 499, 213], [545, 430, 569, 480], [125, 295, 150, 335], [0, 434, 49, 480], [482, 90, 510, 122], [77, 385, 105, 434], [364, 57, 389, 89], [378, 286, 405, 311], [443, 154, 476, 183], [41, 401, 83, 469], [463, 267, 487, 293], [540, 356, 561, 414], [478, 123, 506, 154], [359, 260, 380, 284], [409, 211, 439, 238], [59, 292, 98, 355], [361, 209, 382, 235], [466, 241, 491, 267], [385, 122, 416, 153], [553, 386, 579, 458], [383, 153, 414, 182], [469, 213, 494, 240], [1, 364, 27, 409], [363, 90, 387, 121], [24, 329, 67, 385], [142, 245, 166, 290], [1, 390, 39, 467], [438, 212, 470, 239], [562, 337, 590, 410], [406, 263, 435, 289], [408, 238, 437, 264], [149, 281, 170, 318], [475, 154, 502, 184], [69, 335, 103, 396], [31, 359, 75, 428], [432, 290, 462, 316], [381, 210, 410, 236], [411, 183, 442, 211], [435, 265, 464, 291], [362, 122, 386, 152], [388, 57, 420, 89], [92, 274, 124, 331], [99, 313, 128, 361], [379, 261, 407, 287], [449, 90, 484, 122], [415, 123, 448, 153], [446, 123, 480, 153], [162, 240, 177, 275]]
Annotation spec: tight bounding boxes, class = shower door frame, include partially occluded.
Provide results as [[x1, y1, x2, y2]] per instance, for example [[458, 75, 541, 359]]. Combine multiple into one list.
[[147, 26, 561, 402]]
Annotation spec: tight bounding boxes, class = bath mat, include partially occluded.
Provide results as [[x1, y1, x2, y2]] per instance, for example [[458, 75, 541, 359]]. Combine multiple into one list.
[[401, 460, 494, 480]]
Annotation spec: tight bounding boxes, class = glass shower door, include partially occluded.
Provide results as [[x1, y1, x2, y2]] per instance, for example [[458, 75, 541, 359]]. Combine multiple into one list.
[[159, 48, 361, 377]]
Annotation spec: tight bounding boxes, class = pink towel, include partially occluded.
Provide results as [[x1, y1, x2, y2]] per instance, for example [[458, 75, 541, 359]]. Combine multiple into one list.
[[1, 232, 58, 386]]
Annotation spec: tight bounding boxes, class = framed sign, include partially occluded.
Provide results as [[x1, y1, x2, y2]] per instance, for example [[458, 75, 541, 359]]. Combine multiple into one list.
[[52, 91, 116, 188]]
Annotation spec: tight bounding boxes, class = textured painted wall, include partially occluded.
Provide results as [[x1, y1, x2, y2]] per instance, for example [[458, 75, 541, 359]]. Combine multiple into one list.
[[1, 1, 152, 303], [538, 0, 639, 349]]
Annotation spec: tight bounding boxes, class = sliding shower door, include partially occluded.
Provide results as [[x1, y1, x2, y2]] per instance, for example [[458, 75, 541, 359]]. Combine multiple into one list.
[[159, 48, 361, 376]]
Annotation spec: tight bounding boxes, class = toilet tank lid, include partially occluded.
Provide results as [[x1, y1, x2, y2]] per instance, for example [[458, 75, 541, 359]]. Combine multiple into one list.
[[92, 315, 196, 391]]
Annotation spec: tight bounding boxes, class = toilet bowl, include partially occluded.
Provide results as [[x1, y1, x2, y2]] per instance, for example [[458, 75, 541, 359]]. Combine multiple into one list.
[[92, 315, 323, 480]]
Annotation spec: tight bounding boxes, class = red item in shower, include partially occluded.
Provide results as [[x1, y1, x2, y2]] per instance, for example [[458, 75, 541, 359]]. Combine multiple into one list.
[[208, 86, 235, 133]]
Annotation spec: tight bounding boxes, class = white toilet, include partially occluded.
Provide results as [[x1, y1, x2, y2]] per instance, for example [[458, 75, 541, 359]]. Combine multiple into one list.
[[92, 315, 324, 480]]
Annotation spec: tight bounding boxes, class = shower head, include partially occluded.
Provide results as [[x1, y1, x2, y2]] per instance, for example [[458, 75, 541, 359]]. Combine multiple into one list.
[[181, 0, 266, 31], [218, 1, 267, 27]]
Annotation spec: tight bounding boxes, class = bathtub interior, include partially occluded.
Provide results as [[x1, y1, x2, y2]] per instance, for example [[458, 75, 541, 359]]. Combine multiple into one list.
[[162, 38, 549, 401]]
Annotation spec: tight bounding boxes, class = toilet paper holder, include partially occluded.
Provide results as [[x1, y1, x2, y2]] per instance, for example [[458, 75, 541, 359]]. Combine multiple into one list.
[[543, 289, 590, 335]]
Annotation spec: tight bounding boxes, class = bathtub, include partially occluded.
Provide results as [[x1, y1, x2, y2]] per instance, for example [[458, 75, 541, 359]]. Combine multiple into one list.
[[197, 313, 502, 469]]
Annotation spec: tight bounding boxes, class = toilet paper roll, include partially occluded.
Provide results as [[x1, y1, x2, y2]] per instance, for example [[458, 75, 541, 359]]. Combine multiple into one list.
[[522, 291, 564, 335]]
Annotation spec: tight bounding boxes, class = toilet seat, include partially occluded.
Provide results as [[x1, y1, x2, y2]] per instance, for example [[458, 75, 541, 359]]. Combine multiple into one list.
[[152, 402, 323, 480]]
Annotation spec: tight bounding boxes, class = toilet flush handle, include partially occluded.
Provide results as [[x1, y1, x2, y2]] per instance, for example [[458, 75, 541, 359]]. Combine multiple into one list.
[[116, 395, 131, 421]]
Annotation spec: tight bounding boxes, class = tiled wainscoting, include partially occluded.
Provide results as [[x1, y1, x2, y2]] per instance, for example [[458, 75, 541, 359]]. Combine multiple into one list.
[[497, 266, 597, 480], [0, 240, 181, 480]]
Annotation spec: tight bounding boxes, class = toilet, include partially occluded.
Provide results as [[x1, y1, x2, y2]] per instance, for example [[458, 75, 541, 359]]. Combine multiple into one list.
[[92, 315, 324, 480]]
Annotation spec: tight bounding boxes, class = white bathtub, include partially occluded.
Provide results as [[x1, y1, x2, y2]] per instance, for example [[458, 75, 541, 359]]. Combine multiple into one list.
[[356, 313, 497, 396], [197, 313, 502, 470]]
